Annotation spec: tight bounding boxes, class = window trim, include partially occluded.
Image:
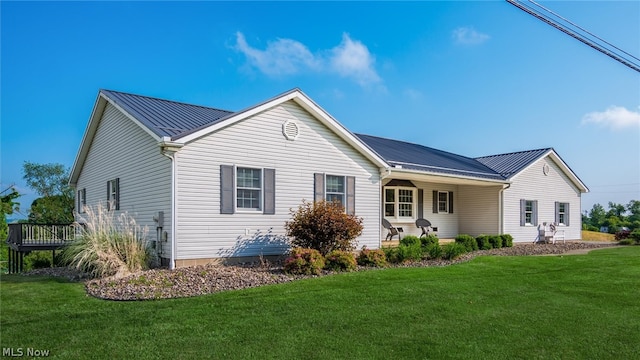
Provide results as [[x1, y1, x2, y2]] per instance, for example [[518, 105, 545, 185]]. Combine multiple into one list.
[[520, 199, 538, 226], [235, 166, 263, 213], [314, 173, 355, 215], [107, 178, 119, 211], [384, 186, 417, 221], [77, 188, 86, 213], [555, 201, 570, 226], [325, 174, 346, 206]]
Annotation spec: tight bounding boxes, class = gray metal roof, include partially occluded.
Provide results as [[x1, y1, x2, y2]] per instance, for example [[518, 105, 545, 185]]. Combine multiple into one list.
[[475, 148, 551, 178], [355, 134, 506, 181], [101, 90, 234, 138]]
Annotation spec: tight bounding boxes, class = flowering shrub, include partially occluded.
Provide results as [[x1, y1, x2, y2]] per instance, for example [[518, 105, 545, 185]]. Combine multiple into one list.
[[285, 200, 363, 255], [283, 248, 325, 275], [324, 250, 357, 272], [357, 246, 387, 267]]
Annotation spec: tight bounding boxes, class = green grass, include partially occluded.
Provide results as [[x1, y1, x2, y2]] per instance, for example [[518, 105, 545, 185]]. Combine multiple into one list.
[[1, 247, 639, 359]]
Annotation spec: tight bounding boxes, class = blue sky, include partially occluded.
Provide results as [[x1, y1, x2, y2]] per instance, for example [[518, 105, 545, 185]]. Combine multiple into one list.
[[2, 1, 639, 219]]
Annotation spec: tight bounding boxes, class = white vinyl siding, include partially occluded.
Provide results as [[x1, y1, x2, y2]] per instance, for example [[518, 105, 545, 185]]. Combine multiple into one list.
[[457, 185, 501, 236], [503, 157, 582, 242], [175, 100, 380, 260], [74, 103, 172, 257]]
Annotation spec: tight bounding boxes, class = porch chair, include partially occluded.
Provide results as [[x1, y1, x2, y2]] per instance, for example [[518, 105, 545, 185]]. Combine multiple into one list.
[[536, 222, 566, 244], [382, 219, 401, 241], [415, 218, 432, 238]]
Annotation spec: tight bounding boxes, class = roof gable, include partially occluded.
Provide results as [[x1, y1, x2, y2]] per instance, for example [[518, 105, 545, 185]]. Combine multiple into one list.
[[476, 148, 588, 192], [475, 148, 550, 178]]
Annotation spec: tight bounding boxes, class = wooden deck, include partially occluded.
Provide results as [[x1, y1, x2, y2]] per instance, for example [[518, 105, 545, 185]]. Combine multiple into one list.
[[5, 223, 77, 273]]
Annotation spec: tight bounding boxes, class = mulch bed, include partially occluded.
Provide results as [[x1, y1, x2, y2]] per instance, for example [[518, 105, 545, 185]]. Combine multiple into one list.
[[21, 241, 618, 301]]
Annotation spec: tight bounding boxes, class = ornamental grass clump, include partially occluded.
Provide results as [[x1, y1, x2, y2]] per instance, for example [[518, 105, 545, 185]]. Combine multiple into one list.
[[62, 202, 154, 279], [285, 200, 363, 255]]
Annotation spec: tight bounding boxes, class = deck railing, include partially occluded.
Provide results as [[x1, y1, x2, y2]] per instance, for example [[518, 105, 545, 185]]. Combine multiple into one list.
[[7, 223, 78, 247]]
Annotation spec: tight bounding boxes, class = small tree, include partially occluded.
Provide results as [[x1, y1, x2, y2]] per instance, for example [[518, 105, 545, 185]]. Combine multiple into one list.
[[22, 162, 74, 223], [285, 200, 363, 255]]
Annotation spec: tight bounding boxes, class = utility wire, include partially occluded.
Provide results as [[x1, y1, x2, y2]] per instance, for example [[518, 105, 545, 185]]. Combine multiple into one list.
[[506, 0, 640, 73]]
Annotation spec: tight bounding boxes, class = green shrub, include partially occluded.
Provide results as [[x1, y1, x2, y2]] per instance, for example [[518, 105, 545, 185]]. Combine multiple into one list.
[[400, 235, 421, 247], [420, 234, 439, 248], [442, 243, 467, 260], [424, 243, 443, 259], [501, 234, 514, 248], [23, 250, 64, 270], [455, 234, 478, 252], [324, 250, 357, 272], [284, 200, 363, 255], [476, 235, 492, 250], [283, 248, 325, 275], [618, 238, 634, 245], [489, 235, 503, 249], [357, 247, 387, 267], [383, 247, 401, 264], [62, 202, 155, 278], [397, 243, 423, 262], [630, 230, 640, 244]]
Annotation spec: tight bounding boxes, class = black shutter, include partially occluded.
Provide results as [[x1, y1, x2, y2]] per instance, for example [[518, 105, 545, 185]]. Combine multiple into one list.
[[532, 200, 538, 226], [448, 191, 454, 214], [555, 201, 560, 224], [220, 165, 234, 214], [115, 178, 120, 210], [565, 203, 570, 226], [520, 199, 526, 226], [346, 176, 355, 215], [432, 190, 438, 213], [314, 173, 325, 203], [107, 181, 110, 210], [263, 168, 275, 215], [417, 189, 424, 219]]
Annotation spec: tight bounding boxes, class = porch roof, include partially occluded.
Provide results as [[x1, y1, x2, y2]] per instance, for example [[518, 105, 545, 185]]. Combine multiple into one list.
[[355, 134, 507, 182]]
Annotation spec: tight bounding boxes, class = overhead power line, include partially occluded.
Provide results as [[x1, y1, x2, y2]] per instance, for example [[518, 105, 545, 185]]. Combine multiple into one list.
[[507, 0, 640, 73]]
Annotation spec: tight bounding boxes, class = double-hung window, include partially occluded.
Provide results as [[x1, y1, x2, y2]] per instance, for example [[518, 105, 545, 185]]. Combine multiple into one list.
[[520, 199, 538, 226], [325, 175, 345, 206], [107, 178, 119, 211], [236, 167, 262, 211], [555, 202, 570, 226], [77, 188, 86, 213], [314, 173, 355, 215], [220, 165, 275, 215], [432, 190, 454, 214], [384, 187, 416, 220]]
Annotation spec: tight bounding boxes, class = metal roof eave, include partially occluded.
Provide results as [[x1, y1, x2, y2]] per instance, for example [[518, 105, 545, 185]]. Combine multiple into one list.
[[388, 167, 510, 187]]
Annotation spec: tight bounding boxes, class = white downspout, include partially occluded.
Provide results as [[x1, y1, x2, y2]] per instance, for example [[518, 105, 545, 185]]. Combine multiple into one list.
[[160, 137, 182, 270], [498, 183, 511, 234]]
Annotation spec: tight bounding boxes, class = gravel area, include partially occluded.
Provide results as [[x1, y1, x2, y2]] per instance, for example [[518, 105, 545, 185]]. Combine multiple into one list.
[[21, 241, 618, 301]]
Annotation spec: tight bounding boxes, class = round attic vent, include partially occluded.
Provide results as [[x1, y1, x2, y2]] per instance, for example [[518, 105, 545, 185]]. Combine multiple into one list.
[[282, 120, 299, 140]]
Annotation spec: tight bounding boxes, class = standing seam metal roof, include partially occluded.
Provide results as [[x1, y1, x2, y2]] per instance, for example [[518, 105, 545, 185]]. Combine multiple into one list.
[[101, 90, 234, 138], [355, 133, 506, 181], [475, 148, 551, 178]]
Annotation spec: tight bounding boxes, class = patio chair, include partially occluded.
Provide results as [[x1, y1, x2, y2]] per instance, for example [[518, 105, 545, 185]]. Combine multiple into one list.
[[382, 218, 401, 241], [415, 218, 432, 238]]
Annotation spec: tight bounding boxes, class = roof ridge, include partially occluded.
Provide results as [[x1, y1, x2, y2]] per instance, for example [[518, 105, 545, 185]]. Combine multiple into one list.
[[475, 147, 552, 160], [100, 89, 234, 113]]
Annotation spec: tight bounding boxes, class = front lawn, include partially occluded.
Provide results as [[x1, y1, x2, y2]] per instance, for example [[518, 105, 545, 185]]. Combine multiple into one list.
[[1, 247, 638, 359]]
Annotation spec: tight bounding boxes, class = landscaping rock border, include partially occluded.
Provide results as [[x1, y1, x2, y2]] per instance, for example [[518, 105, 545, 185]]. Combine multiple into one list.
[[22, 241, 618, 301]]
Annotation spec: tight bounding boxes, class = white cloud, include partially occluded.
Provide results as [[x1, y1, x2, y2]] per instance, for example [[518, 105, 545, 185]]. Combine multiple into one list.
[[403, 88, 423, 100], [233, 32, 382, 87], [329, 33, 381, 86], [452, 26, 490, 45], [233, 32, 320, 76], [581, 106, 640, 130]]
